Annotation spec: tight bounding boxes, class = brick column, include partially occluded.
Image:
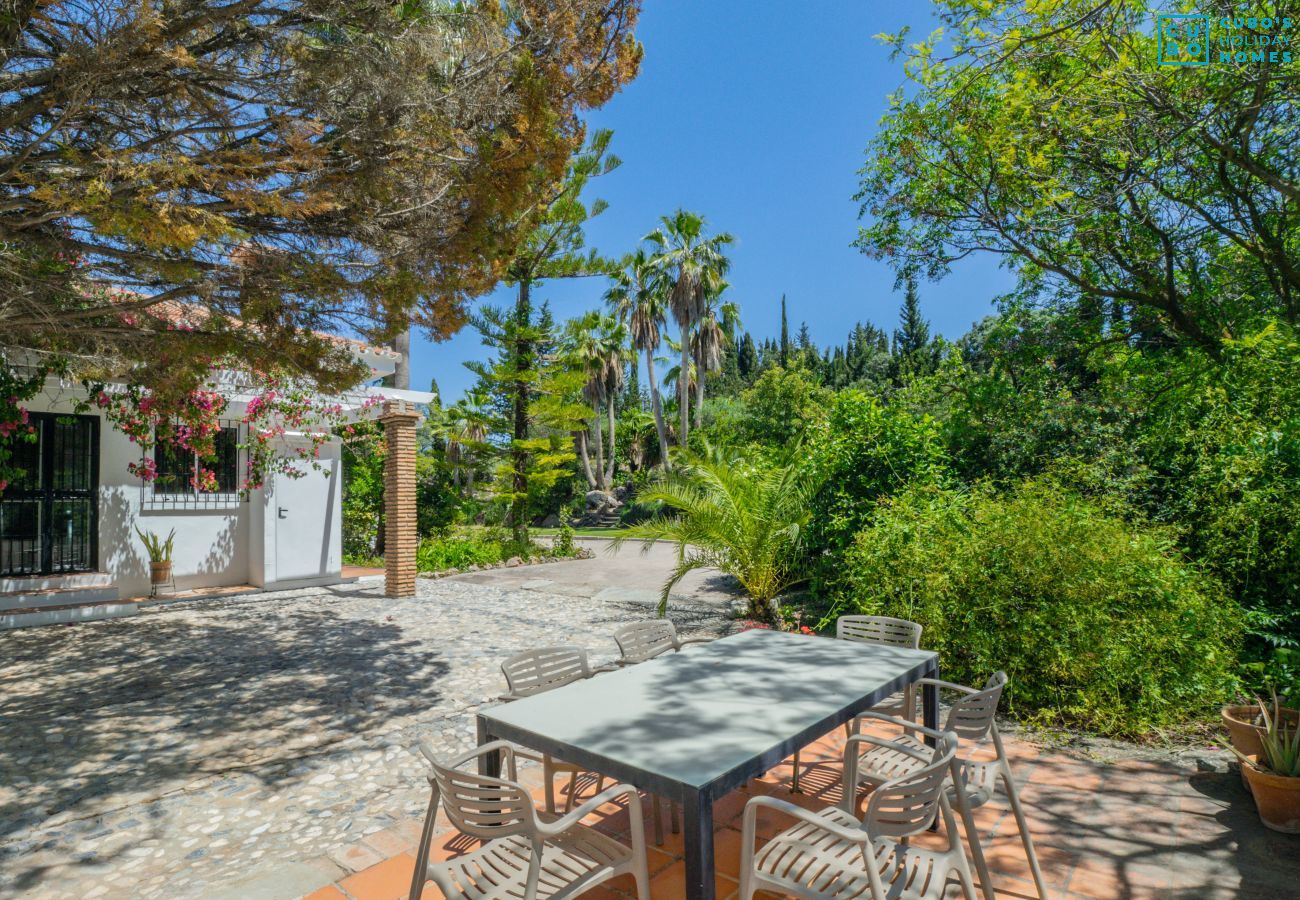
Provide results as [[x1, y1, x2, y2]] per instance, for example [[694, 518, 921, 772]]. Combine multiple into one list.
[[380, 400, 421, 598]]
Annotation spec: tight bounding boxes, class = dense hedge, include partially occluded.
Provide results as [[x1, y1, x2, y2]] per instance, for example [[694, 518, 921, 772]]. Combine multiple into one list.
[[840, 480, 1243, 737], [806, 390, 947, 569]]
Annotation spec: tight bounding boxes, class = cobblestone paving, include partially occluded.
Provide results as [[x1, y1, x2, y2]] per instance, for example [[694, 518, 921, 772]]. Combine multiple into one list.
[[0, 575, 736, 899]]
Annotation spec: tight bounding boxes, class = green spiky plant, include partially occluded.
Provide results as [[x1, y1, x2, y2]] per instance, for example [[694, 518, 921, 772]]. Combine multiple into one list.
[[613, 442, 822, 619], [134, 526, 176, 563], [1228, 693, 1300, 778]]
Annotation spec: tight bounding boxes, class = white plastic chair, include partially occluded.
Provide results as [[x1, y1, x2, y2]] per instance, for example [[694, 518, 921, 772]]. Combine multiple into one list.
[[739, 732, 977, 899], [409, 740, 650, 900], [838, 614, 924, 720], [610, 620, 709, 842], [500, 647, 606, 815], [611, 619, 712, 665], [843, 672, 1047, 900], [791, 614, 924, 792]]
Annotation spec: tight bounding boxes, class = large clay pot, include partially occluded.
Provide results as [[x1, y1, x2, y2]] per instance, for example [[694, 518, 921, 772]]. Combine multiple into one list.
[[149, 560, 173, 585], [1223, 704, 1299, 764], [1243, 761, 1300, 833], [1224, 704, 1300, 790]]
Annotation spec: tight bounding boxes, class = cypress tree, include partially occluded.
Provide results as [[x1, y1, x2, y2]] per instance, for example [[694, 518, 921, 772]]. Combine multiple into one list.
[[779, 294, 790, 367]]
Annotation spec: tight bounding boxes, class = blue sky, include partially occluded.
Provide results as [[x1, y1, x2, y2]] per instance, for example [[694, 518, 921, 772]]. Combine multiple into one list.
[[412, 0, 1014, 402]]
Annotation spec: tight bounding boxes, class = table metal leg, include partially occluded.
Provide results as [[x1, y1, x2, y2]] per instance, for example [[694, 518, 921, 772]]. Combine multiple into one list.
[[683, 791, 715, 900], [476, 716, 501, 778], [922, 663, 940, 748]]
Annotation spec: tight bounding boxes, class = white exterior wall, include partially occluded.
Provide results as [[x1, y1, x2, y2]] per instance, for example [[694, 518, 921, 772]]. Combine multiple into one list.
[[25, 384, 343, 597]]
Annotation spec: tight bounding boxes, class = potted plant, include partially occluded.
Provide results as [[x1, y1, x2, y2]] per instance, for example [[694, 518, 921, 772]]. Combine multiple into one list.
[[1228, 695, 1300, 833], [1223, 699, 1299, 763], [135, 526, 176, 585]]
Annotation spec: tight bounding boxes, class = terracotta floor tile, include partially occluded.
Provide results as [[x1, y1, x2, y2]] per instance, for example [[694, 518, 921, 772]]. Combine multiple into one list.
[[362, 821, 423, 857], [302, 887, 348, 900], [425, 830, 482, 863], [712, 789, 753, 826], [984, 872, 1081, 900], [1068, 849, 1173, 896], [328, 840, 387, 874], [338, 852, 418, 900], [711, 827, 747, 879], [980, 832, 1075, 890], [647, 847, 681, 875], [649, 862, 738, 900], [1028, 759, 1106, 793]]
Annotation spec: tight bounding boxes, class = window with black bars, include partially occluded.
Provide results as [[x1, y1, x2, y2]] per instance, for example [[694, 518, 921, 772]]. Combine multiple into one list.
[[142, 421, 245, 509]]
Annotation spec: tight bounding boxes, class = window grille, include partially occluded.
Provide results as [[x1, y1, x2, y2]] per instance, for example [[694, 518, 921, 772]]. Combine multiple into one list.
[[141, 421, 246, 510]]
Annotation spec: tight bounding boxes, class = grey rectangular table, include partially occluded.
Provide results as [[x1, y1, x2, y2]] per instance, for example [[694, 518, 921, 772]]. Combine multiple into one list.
[[476, 627, 939, 900]]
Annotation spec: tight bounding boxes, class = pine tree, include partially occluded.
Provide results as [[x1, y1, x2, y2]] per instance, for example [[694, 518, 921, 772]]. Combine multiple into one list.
[[494, 131, 619, 542], [893, 279, 937, 382]]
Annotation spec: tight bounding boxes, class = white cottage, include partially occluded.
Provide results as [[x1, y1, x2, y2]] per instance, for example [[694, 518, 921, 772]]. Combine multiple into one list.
[[0, 339, 432, 628]]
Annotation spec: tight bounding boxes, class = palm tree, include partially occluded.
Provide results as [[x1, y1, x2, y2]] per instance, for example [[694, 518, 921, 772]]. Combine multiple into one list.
[[644, 210, 733, 449], [605, 248, 673, 470], [614, 442, 823, 618], [443, 388, 491, 494], [618, 406, 657, 471], [567, 312, 629, 491], [690, 279, 740, 430]]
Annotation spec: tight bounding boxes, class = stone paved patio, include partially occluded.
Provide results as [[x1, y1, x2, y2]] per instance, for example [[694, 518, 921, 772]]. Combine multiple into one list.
[[2, 555, 1297, 899], [0, 568, 734, 899]]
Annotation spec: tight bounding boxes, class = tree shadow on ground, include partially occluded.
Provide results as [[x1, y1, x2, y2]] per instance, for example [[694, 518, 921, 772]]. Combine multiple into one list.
[[0, 588, 448, 847]]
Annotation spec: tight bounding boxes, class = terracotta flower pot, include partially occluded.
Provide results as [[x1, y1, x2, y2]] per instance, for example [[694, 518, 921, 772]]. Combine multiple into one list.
[[1223, 704, 1300, 788], [149, 560, 173, 585], [1242, 761, 1300, 833]]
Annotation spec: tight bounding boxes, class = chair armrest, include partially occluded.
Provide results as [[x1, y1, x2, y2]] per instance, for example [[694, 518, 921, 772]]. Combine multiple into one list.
[[533, 783, 644, 837], [740, 795, 870, 845], [426, 739, 519, 781], [590, 661, 621, 674], [850, 710, 944, 739], [844, 732, 934, 764], [915, 677, 978, 696]]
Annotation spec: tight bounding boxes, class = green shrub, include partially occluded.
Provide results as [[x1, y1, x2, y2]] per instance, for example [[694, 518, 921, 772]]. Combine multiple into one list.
[[416, 526, 538, 572], [553, 523, 576, 557], [840, 480, 1243, 737], [1133, 325, 1300, 696], [805, 391, 947, 599]]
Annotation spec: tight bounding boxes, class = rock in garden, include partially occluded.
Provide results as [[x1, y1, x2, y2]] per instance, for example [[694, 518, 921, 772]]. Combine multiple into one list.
[[505, 556, 522, 567]]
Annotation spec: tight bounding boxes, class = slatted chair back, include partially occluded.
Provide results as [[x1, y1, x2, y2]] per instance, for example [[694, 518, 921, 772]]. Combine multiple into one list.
[[501, 646, 591, 698], [836, 615, 923, 649], [613, 620, 679, 664], [865, 732, 958, 840], [942, 671, 1006, 742], [429, 761, 536, 841]]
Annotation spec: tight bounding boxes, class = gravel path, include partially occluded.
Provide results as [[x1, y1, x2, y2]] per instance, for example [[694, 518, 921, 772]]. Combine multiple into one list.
[[0, 569, 736, 899]]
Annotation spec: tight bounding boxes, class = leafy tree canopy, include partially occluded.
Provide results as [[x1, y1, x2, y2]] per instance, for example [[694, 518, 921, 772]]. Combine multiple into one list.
[[857, 0, 1298, 354], [0, 0, 642, 399]]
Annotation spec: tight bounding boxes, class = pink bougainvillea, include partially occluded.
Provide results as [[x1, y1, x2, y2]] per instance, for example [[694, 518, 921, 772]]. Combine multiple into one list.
[[0, 363, 55, 491], [90, 378, 377, 496]]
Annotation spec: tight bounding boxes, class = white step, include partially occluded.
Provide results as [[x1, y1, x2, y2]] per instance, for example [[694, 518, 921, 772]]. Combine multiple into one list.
[[0, 584, 119, 612], [1, 600, 138, 630], [0, 571, 113, 593]]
